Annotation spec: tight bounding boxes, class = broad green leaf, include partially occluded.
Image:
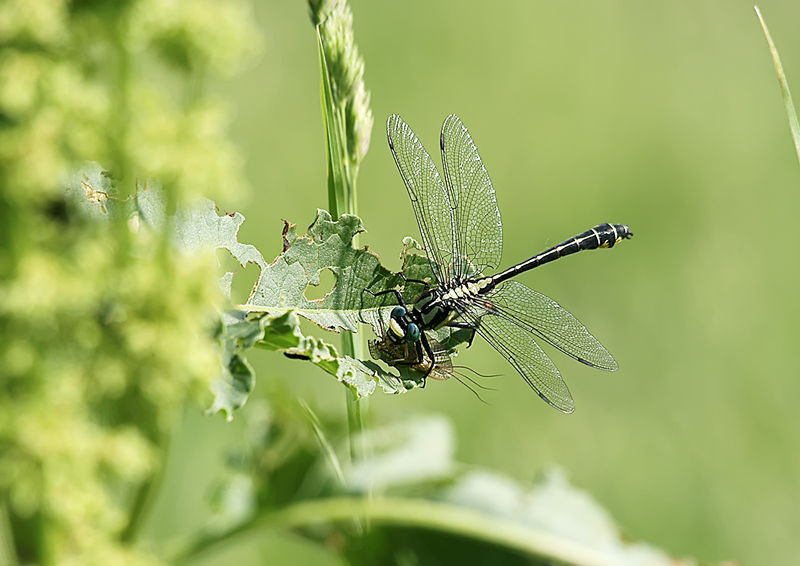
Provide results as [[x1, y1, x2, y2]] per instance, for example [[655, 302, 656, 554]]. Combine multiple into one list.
[[171, 198, 267, 273], [171, 401, 701, 566], [245, 209, 433, 335], [347, 415, 455, 491], [440, 468, 690, 566]]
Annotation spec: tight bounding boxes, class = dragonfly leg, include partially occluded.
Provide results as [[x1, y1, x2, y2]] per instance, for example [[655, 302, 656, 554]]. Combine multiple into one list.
[[399, 273, 431, 291], [418, 334, 436, 381], [364, 287, 406, 307], [466, 328, 477, 348], [445, 321, 478, 348]]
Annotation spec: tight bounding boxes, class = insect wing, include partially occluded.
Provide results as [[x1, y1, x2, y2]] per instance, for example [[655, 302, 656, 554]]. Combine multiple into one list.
[[440, 115, 503, 279], [461, 306, 574, 413], [369, 334, 453, 382], [387, 114, 454, 284], [424, 334, 454, 381], [484, 281, 618, 371]]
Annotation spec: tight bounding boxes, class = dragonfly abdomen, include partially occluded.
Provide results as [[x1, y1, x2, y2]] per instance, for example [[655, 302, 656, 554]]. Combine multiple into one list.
[[492, 223, 632, 284]]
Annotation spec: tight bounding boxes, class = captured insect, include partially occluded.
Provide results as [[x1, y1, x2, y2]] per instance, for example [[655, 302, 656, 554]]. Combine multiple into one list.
[[367, 114, 632, 413], [369, 305, 497, 400], [369, 306, 453, 381]]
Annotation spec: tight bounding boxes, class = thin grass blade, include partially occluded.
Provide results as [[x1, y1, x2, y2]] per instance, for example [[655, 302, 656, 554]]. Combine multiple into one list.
[[756, 6, 800, 166]]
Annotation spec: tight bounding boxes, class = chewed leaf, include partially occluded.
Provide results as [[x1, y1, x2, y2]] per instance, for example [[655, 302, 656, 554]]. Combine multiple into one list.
[[68, 163, 267, 275], [207, 310, 260, 421], [244, 311, 409, 400], [245, 209, 434, 335], [171, 198, 267, 271], [65, 163, 122, 219], [69, 164, 454, 415], [337, 356, 377, 398], [207, 348, 255, 422]]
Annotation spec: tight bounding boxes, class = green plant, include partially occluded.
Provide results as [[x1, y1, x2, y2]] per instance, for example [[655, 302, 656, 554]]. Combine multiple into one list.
[[0, 1, 717, 565], [0, 1, 260, 563]]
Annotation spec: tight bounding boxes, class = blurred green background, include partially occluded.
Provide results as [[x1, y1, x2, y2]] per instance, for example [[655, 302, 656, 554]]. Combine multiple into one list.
[[154, 1, 800, 565]]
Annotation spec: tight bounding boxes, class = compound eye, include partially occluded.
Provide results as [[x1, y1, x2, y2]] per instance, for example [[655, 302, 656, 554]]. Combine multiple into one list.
[[391, 306, 406, 319], [406, 323, 421, 342]]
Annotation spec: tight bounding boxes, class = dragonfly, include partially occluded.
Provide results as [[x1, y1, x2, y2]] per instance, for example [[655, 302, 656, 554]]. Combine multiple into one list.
[[367, 114, 632, 413]]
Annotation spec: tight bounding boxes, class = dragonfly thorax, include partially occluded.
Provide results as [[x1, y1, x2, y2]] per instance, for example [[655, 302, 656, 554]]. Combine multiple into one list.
[[411, 277, 494, 332]]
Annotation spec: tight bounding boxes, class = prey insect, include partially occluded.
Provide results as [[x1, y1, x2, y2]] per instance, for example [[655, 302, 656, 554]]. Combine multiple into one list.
[[368, 306, 497, 401]]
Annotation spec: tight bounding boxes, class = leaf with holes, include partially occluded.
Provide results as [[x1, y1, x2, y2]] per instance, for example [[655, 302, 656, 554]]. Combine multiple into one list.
[[70, 164, 452, 417], [245, 209, 436, 335]]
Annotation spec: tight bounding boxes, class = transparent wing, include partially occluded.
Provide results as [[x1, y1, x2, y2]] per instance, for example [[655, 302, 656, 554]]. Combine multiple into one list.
[[369, 333, 453, 382], [387, 114, 454, 284], [460, 306, 574, 413], [482, 281, 618, 371], [425, 334, 455, 381], [440, 115, 503, 279]]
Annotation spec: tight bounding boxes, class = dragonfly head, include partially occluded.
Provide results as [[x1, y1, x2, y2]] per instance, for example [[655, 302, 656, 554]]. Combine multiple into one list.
[[387, 305, 421, 343], [405, 322, 421, 343], [387, 305, 420, 343]]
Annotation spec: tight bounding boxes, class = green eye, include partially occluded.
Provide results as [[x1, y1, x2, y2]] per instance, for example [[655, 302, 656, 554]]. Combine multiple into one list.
[[406, 323, 420, 342], [391, 306, 406, 319]]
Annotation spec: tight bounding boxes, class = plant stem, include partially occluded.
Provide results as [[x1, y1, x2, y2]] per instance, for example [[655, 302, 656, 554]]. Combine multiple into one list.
[[110, 15, 133, 199], [343, 331, 366, 461], [167, 496, 627, 566], [0, 500, 18, 565], [120, 426, 172, 544], [119, 466, 162, 544], [314, 21, 369, 468]]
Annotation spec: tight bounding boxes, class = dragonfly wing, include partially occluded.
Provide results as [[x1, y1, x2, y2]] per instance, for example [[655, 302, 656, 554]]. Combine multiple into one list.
[[440, 115, 503, 279], [484, 281, 618, 371], [387, 114, 455, 284], [370, 332, 453, 381], [460, 307, 574, 413], [426, 333, 454, 381]]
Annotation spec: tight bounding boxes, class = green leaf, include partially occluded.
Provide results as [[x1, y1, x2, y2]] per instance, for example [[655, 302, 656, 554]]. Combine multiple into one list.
[[71, 164, 449, 412], [65, 162, 124, 219], [245, 209, 432, 335], [256, 311, 303, 351], [172, 490, 692, 566], [172, 409, 695, 566], [226, 310, 415, 404], [347, 415, 456, 491], [441, 468, 685, 565], [207, 312, 258, 421], [69, 163, 267, 279], [170, 198, 267, 273]]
